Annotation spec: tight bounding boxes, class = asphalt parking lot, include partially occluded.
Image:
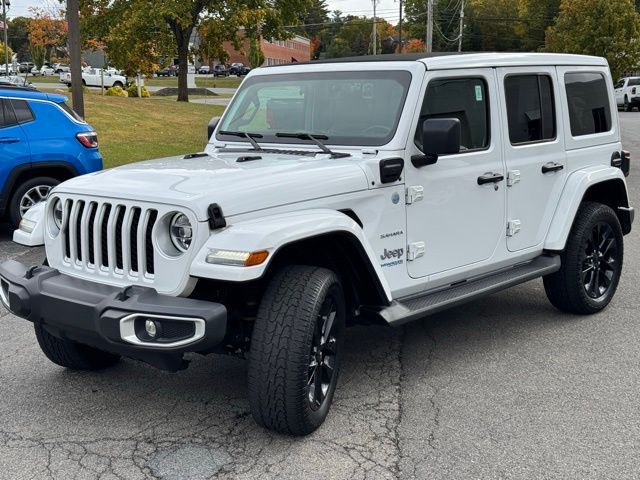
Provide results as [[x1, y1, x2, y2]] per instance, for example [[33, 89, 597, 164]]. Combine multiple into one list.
[[0, 113, 639, 480]]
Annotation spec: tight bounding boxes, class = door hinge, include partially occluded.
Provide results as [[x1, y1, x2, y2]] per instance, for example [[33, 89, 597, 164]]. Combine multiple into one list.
[[407, 241, 425, 261], [506, 220, 521, 237], [507, 170, 521, 187], [406, 185, 424, 205]]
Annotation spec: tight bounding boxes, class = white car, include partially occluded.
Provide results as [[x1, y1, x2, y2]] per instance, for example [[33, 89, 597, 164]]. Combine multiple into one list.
[[2, 53, 634, 436], [60, 68, 127, 88], [614, 76, 640, 112]]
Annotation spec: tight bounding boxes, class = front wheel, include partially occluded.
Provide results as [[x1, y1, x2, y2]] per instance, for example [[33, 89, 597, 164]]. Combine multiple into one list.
[[624, 96, 632, 112], [544, 202, 623, 314], [112, 81, 123, 88], [8, 176, 60, 228], [248, 266, 346, 436]]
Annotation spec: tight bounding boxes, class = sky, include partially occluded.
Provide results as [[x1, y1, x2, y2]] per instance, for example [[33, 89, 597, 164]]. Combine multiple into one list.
[[9, 0, 402, 23]]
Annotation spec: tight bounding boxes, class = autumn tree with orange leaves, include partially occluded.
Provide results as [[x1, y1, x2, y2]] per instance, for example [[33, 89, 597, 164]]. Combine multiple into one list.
[[27, 7, 68, 66]]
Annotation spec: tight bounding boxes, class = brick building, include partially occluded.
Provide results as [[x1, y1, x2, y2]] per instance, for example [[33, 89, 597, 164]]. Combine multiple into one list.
[[221, 30, 311, 67]]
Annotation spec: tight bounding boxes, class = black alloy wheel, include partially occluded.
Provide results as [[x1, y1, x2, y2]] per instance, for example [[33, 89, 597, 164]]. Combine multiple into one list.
[[307, 295, 339, 411], [581, 222, 620, 300]]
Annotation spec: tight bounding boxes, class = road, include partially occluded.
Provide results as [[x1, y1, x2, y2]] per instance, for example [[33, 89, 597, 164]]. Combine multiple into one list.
[[0, 113, 639, 480]]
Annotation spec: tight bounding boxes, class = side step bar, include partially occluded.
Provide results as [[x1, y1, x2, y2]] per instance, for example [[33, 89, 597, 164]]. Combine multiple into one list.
[[372, 255, 561, 327]]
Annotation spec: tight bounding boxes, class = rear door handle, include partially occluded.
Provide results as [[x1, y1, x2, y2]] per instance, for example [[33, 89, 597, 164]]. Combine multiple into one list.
[[477, 172, 504, 185], [0, 137, 20, 144], [542, 162, 564, 174]]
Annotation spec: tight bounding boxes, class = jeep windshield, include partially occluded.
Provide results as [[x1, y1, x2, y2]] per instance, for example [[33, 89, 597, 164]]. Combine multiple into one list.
[[217, 71, 412, 147]]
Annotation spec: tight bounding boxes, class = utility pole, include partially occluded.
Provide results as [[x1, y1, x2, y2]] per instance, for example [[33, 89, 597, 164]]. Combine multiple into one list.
[[67, 0, 84, 118], [398, 0, 403, 53], [372, 0, 377, 55], [458, 0, 465, 52], [2, 0, 9, 77], [426, 0, 433, 53]]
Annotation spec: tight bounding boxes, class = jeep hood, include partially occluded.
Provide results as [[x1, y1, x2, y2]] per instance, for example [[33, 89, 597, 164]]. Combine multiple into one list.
[[55, 152, 369, 220]]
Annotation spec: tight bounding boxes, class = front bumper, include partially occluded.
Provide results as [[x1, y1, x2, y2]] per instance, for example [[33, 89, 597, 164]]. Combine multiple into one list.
[[0, 260, 227, 371]]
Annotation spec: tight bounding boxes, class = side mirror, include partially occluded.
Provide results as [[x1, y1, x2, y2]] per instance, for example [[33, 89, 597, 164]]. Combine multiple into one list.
[[412, 118, 461, 168], [207, 116, 221, 140]]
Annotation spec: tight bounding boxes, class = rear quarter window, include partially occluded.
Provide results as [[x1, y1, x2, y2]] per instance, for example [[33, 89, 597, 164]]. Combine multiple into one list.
[[564, 72, 612, 137], [57, 101, 84, 122], [10, 99, 35, 124]]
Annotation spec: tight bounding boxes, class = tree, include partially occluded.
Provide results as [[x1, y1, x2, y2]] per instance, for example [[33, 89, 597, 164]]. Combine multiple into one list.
[[546, 0, 640, 79], [516, 0, 560, 51], [81, 0, 310, 102], [403, 38, 425, 52], [27, 7, 68, 63], [0, 43, 13, 63], [7, 17, 31, 61]]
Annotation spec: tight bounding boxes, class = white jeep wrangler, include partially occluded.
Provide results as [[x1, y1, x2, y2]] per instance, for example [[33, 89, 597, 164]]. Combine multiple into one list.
[[1, 53, 634, 436]]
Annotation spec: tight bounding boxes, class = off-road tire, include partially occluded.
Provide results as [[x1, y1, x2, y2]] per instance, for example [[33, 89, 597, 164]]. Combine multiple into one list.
[[9, 176, 60, 228], [34, 323, 120, 370], [248, 266, 346, 436], [544, 202, 623, 314]]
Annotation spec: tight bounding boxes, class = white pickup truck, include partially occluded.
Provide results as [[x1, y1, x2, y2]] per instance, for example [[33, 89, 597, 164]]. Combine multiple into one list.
[[60, 68, 127, 88]]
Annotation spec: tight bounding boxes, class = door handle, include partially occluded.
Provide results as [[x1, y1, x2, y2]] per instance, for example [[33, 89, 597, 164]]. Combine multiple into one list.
[[542, 162, 564, 174], [0, 137, 20, 144], [477, 172, 504, 185]]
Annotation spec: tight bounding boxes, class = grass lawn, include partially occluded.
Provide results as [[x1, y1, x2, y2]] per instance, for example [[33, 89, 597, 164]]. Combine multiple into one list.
[[195, 76, 244, 89], [27, 75, 62, 83], [143, 76, 243, 89], [77, 93, 225, 168]]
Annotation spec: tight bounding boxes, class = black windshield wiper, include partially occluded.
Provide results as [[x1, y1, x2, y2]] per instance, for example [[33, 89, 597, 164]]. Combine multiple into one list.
[[219, 130, 264, 151], [275, 133, 350, 159]]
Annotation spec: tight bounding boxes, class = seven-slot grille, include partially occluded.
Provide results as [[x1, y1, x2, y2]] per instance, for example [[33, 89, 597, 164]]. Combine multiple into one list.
[[60, 199, 158, 277]]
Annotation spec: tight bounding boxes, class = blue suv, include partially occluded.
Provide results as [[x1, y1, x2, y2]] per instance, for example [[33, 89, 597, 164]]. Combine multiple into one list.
[[0, 87, 103, 227]]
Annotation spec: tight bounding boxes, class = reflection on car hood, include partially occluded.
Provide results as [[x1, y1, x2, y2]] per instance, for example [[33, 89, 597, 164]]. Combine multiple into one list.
[[55, 151, 369, 221]]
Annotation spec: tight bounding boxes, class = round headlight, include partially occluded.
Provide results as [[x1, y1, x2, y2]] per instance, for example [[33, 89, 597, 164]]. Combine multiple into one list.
[[169, 213, 193, 252], [52, 198, 63, 229]]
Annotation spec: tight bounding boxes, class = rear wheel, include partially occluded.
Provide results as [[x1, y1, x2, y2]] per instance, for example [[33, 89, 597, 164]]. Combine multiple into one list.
[[248, 266, 346, 436], [9, 176, 59, 228], [35, 323, 120, 370], [544, 202, 623, 314]]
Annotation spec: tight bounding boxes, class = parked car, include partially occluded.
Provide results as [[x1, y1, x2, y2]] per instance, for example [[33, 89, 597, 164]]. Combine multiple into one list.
[[53, 63, 70, 74], [2, 76, 34, 88], [213, 65, 229, 77], [614, 76, 640, 112], [30, 64, 55, 76], [198, 65, 211, 74], [2, 53, 634, 437], [229, 63, 251, 76], [60, 68, 127, 88], [0, 64, 16, 75], [0, 86, 102, 227], [156, 66, 177, 77], [18, 62, 35, 73]]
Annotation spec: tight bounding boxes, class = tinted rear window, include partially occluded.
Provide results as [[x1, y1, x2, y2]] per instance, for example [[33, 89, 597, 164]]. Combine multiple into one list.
[[564, 72, 611, 137], [505, 75, 556, 144], [10, 99, 35, 124], [57, 101, 84, 122]]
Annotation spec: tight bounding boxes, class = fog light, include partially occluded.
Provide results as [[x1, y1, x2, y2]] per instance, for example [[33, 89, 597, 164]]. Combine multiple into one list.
[[145, 319, 158, 338]]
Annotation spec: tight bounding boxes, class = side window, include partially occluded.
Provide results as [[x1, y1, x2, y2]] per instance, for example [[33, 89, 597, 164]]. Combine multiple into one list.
[[10, 100, 35, 124], [504, 75, 556, 144], [0, 100, 18, 129], [629, 78, 640, 87], [565, 72, 612, 137], [415, 77, 489, 153]]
